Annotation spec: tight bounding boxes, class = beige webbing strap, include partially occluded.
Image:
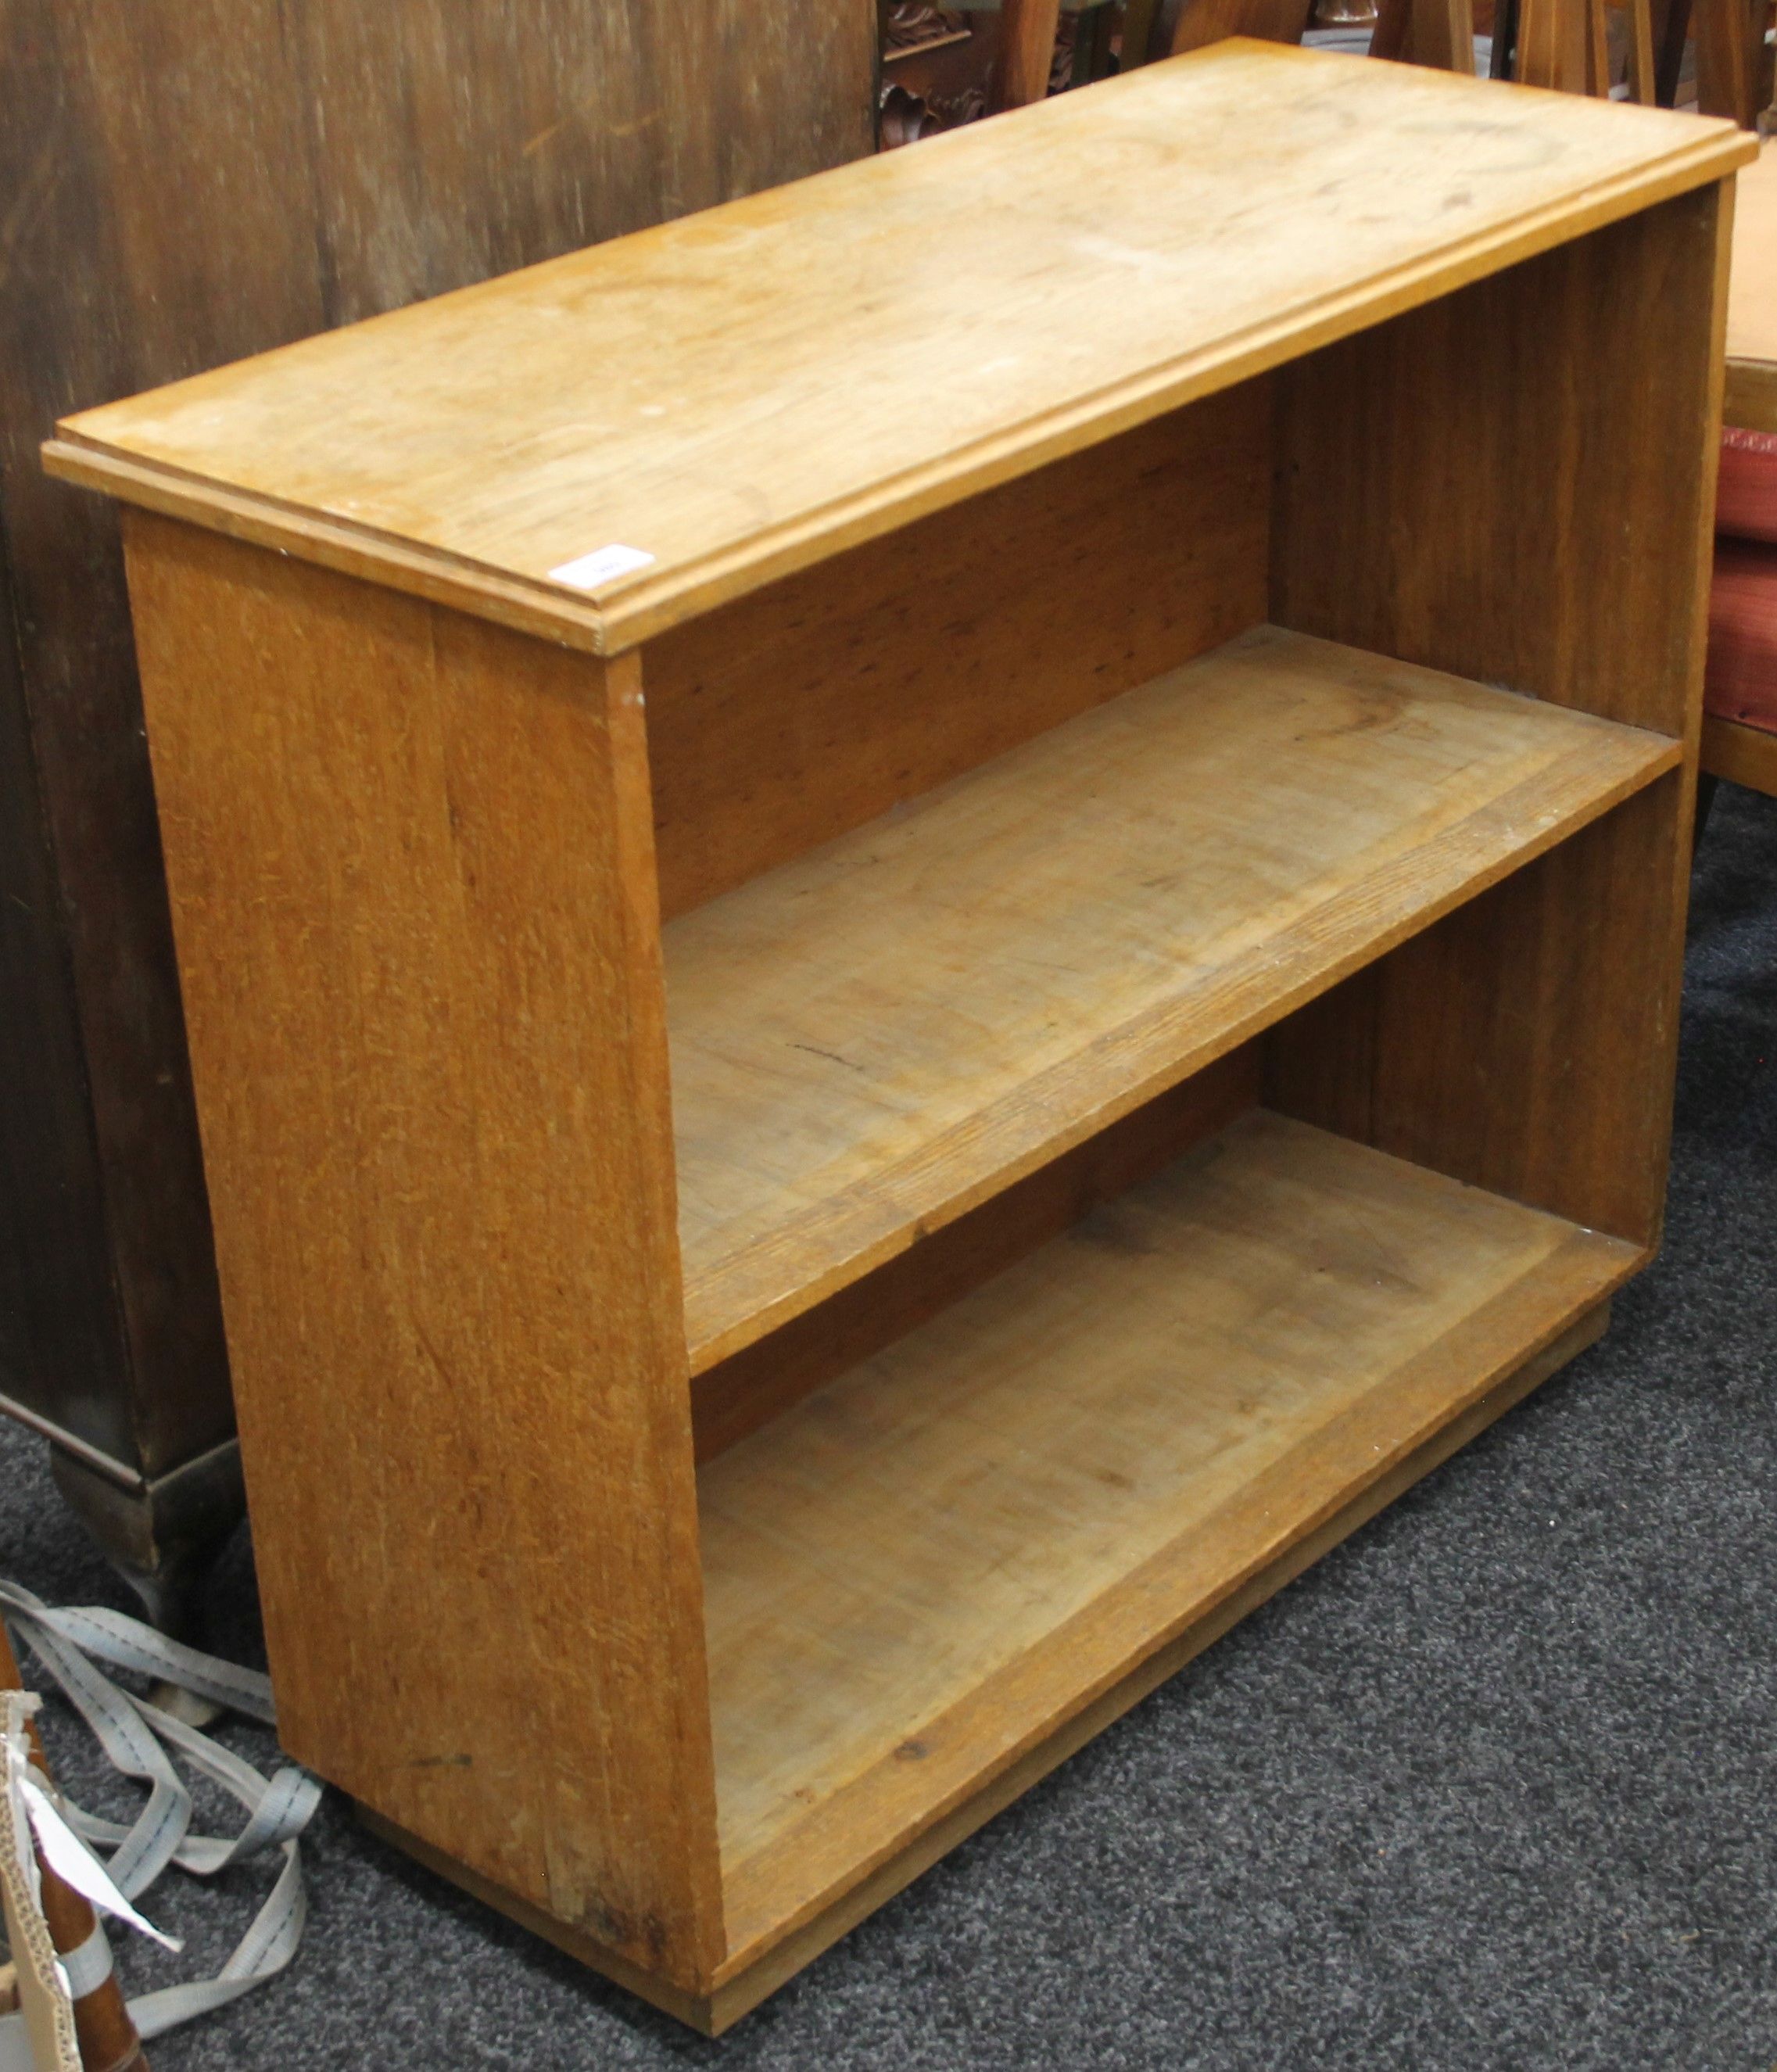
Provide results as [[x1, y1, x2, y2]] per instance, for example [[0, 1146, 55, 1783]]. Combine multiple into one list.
[[1, 1580, 322, 2047]]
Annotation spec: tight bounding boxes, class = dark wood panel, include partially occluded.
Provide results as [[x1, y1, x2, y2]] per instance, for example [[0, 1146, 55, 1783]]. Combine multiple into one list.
[[0, 0, 876, 1486], [0, 525, 133, 1460]]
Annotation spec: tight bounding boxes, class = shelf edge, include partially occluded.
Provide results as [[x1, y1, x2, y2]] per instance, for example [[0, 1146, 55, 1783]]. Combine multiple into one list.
[[680, 726, 1679, 1375], [45, 122, 1750, 658]]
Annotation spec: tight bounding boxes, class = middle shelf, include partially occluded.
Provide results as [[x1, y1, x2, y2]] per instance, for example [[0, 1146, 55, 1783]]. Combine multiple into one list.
[[664, 623, 1678, 1371]]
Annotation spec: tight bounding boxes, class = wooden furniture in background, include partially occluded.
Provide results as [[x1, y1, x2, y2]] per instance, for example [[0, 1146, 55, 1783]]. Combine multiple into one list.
[[1370, 0, 1478, 71], [990, 0, 1308, 107], [45, 42, 1747, 2034], [0, 2, 876, 1633], [1704, 139, 1777, 796]]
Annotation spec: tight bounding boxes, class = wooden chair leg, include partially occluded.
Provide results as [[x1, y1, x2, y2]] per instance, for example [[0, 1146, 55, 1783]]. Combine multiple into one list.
[[1587, 0, 1612, 88], [1370, 0, 1413, 59], [1653, 0, 1694, 99], [1170, 0, 1316, 52], [1072, 1, 1117, 83], [993, 0, 1064, 107], [1624, 0, 1660, 97], [1518, 0, 1590, 86], [1421, 0, 1479, 73], [1695, 0, 1761, 122], [1694, 771, 1721, 849], [1492, 0, 1522, 75], [1121, 0, 1163, 65]]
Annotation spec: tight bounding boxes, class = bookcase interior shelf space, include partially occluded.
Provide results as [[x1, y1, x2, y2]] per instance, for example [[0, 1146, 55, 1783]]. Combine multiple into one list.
[[701, 1109, 1638, 1888], [665, 624, 1677, 1372], [50, 41, 1747, 2036]]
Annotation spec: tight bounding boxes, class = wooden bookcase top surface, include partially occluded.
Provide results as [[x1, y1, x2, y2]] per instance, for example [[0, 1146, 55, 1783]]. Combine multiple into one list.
[[47, 42, 1747, 653], [668, 625, 1677, 1370]]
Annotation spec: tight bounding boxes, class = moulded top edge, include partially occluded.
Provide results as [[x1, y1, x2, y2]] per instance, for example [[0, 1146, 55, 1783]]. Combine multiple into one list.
[[45, 42, 1752, 654]]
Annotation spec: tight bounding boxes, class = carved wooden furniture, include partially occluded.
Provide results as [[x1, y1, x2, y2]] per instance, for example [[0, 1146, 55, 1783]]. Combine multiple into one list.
[[0, 0, 876, 1633], [43, 41, 1747, 2035]]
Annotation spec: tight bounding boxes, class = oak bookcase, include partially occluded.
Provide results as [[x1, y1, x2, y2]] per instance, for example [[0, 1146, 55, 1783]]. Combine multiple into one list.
[[45, 42, 1751, 2032]]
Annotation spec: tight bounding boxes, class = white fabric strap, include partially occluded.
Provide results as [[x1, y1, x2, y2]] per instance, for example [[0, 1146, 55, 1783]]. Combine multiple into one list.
[[56, 1918, 113, 2000], [1, 1578, 321, 2046], [0, 2008, 45, 2072]]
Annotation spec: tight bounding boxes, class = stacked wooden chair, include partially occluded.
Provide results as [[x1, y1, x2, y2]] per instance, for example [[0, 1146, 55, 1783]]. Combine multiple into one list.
[[988, 0, 1763, 117]]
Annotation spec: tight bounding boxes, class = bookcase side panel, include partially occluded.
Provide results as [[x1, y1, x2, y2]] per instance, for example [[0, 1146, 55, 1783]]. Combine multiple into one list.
[[1270, 181, 1731, 743], [641, 378, 1273, 920], [120, 512, 724, 1987]]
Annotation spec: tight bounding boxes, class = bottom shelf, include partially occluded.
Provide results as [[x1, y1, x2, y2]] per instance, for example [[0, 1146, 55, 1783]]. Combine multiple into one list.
[[700, 1110, 1639, 1970]]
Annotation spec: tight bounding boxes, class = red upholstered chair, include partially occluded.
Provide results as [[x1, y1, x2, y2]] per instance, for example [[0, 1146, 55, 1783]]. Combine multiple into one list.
[[1703, 427, 1777, 801]]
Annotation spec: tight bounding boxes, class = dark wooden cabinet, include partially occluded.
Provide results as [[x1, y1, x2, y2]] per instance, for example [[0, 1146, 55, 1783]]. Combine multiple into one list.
[[0, 0, 876, 1626]]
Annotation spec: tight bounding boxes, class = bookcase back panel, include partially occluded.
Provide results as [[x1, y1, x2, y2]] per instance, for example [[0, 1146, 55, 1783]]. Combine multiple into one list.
[[643, 378, 1271, 921], [1271, 185, 1729, 743], [1266, 776, 1686, 1249], [690, 1045, 1262, 1462]]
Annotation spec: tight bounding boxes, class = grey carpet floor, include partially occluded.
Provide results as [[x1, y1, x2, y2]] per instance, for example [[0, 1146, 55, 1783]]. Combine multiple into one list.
[[5, 782, 1775, 2071]]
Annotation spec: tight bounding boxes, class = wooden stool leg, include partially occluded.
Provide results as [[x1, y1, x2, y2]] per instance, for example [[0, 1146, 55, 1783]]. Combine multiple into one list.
[[993, 0, 1064, 107]]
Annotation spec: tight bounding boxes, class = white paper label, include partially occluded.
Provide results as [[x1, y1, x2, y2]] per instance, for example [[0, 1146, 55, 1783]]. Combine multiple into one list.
[[548, 543, 657, 590]]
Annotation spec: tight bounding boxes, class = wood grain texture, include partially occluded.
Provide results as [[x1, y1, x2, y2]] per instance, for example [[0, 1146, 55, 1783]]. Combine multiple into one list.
[[1270, 778, 1689, 1247], [0, 536, 135, 1467], [700, 1112, 1638, 1914], [645, 382, 1270, 919], [1694, 0, 1761, 127], [1274, 182, 1734, 742], [666, 625, 1676, 1372], [0, 0, 874, 1490], [1170, 0, 1315, 55], [1725, 142, 1777, 432], [1517, 0, 1590, 88], [364, 1296, 1610, 2034], [121, 512, 724, 1988], [1701, 711, 1777, 791], [1274, 185, 1727, 1256], [993, 0, 1062, 105], [48, 45, 1750, 653], [691, 1047, 1262, 1461]]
